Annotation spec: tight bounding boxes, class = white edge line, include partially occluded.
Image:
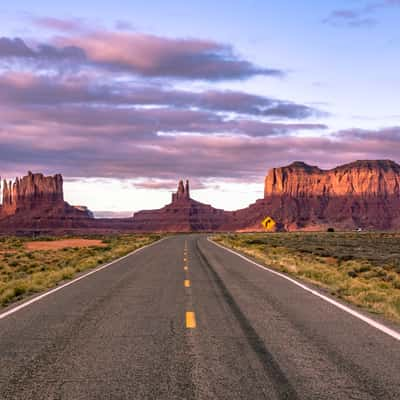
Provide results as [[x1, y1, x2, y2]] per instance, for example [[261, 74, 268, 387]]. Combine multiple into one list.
[[0, 237, 167, 321], [208, 237, 400, 342]]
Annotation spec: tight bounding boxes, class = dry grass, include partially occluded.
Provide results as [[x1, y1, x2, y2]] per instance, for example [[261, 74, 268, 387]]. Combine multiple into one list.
[[214, 232, 400, 323], [0, 234, 162, 307]]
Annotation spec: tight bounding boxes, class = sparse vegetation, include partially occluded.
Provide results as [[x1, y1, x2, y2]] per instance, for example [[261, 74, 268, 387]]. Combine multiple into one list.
[[0, 234, 162, 307], [213, 232, 400, 323]]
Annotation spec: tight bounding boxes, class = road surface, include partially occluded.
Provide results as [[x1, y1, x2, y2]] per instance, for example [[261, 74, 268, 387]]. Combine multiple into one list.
[[0, 235, 399, 399]]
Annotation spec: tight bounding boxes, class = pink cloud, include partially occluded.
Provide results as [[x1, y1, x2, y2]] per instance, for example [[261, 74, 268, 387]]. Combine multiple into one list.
[[0, 122, 399, 182], [0, 71, 319, 119], [33, 17, 86, 32], [55, 31, 282, 80]]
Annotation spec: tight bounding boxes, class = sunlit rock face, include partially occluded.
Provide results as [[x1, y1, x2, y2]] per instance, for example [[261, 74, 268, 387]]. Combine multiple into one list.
[[250, 160, 400, 231], [264, 160, 400, 198], [1, 172, 64, 216]]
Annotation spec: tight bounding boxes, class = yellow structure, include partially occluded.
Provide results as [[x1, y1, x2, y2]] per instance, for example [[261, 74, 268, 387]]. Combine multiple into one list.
[[261, 216, 276, 231]]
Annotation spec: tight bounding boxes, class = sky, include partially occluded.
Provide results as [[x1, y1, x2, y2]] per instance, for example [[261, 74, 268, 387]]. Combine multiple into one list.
[[0, 1, 399, 216]]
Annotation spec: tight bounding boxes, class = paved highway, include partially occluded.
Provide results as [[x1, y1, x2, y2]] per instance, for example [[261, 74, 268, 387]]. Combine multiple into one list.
[[0, 235, 399, 399]]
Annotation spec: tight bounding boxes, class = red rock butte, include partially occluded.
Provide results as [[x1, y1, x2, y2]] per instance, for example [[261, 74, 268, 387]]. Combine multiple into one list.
[[132, 179, 228, 232], [1, 160, 400, 234]]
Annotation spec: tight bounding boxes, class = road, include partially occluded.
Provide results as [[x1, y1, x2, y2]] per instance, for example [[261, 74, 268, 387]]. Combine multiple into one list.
[[0, 234, 399, 399]]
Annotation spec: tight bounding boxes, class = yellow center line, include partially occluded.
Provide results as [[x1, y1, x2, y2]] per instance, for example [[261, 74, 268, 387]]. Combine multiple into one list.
[[186, 311, 196, 329], [184, 279, 191, 288]]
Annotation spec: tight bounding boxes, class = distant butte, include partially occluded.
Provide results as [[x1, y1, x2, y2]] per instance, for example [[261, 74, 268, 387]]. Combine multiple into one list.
[[131, 180, 228, 232], [1, 159, 400, 234], [0, 172, 92, 233]]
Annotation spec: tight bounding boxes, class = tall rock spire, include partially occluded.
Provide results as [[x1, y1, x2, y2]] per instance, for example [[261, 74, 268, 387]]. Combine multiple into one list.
[[185, 180, 190, 199], [172, 179, 191, 202]]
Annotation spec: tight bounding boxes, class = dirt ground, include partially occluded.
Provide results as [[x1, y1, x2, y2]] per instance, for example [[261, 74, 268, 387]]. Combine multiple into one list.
[[25, 239, 107, 251]]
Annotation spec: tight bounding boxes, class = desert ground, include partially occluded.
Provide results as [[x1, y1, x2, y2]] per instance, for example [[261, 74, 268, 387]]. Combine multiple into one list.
[[0, 234, 161, 306], [2, 231, 400, 324], [1, 233, 399, 399], [214, 232, 400, 323]]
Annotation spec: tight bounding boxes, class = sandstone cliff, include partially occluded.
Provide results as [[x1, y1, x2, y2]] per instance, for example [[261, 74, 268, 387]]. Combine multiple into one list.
[[257, 160, 400, 231], [0, 172, 93, 231], [264, 160, 400, 198], [2, 172, 64, 216]]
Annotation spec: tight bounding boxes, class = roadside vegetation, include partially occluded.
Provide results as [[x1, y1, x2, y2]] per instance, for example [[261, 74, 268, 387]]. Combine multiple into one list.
[[214, 232, 400, 323], [0, 234, 162, 307]]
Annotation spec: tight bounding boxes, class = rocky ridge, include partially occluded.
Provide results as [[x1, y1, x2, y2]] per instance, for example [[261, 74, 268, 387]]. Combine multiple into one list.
[[1, 160, 400, 233]]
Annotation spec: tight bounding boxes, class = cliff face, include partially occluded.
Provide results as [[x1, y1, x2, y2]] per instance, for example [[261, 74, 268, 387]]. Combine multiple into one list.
[[2, 172, 64, 216], [257, 160, 400, 230], [264, 160, 400, 198], [1, 161, 399, 234], [0, 172, 93, 230]]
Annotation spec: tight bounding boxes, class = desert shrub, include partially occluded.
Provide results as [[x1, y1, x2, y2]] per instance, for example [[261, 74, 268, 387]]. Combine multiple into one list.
[[214, 232, 400, 322], [0, 234, 162, 307]]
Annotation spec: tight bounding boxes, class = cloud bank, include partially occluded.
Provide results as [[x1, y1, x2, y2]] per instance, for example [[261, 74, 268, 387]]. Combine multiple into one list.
[[0, 18, 397, 187]]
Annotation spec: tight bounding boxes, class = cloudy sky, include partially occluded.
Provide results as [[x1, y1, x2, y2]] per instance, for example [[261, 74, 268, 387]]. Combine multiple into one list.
[[0, 1, 399, 215]]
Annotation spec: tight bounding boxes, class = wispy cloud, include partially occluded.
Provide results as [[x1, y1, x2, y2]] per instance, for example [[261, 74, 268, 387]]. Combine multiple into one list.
[[323, 10, 376, 28], [324, 0, 400, 28], [32, 17, 87, 32]]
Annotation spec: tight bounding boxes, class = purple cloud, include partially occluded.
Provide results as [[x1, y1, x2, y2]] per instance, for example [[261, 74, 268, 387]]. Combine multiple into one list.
[[0, 31, 281, 81], [0, 73, 321, 119], [0, 38, 33, 57], [0, 37, 86, 65], [32, 17, 86, 32], [323, 9, 376, 28], [0, 113, 398, 183], [324, 0, 400, 28]]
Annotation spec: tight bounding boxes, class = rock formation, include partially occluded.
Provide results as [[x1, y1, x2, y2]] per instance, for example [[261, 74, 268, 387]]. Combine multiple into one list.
[[1, 172, 64, 216], [171, 180, 190, 202], [235, 160, 400, 231], [132, 180, 229, 231], [264, 160, 400, 198], [0, 172, 93, 232], [1, 160, 400, 234]]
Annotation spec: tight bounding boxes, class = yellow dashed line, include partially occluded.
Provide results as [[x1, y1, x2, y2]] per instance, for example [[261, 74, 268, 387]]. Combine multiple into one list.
[[186, 311, 196, 328], [184, 279, 191, 288]]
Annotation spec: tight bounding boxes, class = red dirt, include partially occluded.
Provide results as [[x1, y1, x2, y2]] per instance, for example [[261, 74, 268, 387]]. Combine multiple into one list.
[[25, 239, 107, 251]]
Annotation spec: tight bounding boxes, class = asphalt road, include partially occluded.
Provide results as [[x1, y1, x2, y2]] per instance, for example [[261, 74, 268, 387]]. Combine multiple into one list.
[[1, 234, 399, 399]]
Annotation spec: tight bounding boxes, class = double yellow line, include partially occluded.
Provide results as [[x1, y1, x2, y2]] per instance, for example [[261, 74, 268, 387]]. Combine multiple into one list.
[[184, 240, 196, 329]]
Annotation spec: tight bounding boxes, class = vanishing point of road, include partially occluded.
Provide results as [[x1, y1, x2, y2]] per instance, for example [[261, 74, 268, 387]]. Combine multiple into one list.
[[1, 235, 399, 399]]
